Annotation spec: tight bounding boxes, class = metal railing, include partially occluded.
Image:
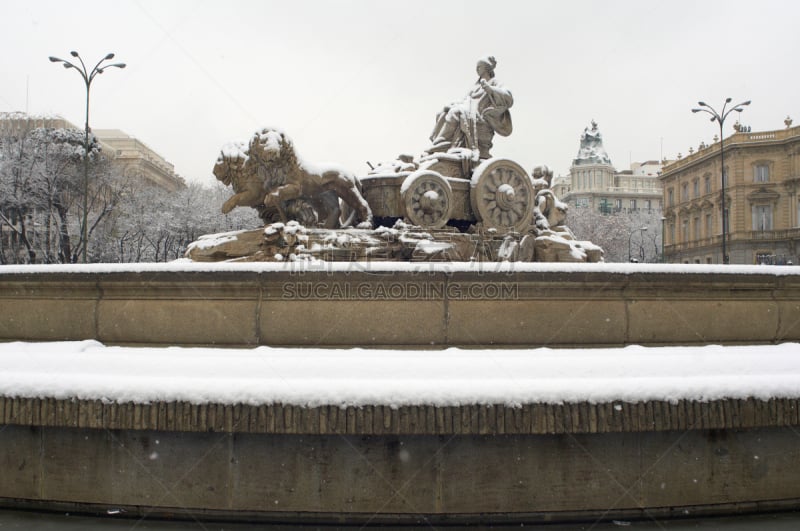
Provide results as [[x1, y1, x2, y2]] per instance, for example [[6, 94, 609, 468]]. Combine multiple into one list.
[[663, 125, 800, 173], [664, 228, 800, 251]]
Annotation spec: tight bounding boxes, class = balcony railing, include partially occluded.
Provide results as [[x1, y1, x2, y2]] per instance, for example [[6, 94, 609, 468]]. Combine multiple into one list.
[[662, 125, 800, 174], [742, 228, 800, 241], [603, 187, 661, 194], [664, 228, 800, 252]]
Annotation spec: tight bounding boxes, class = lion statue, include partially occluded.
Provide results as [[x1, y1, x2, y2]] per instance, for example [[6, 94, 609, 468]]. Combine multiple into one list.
[[213, 128, 373, 229]]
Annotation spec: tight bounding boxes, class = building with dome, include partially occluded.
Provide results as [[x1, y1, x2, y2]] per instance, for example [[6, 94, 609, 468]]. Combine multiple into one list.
[[551, 121, 664, 215]]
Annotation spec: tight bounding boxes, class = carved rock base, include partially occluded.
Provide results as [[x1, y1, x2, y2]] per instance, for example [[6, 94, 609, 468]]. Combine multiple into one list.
[[186, 222, 603, 264]]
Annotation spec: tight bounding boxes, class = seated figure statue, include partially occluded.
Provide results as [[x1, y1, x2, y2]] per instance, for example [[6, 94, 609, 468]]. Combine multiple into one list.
[[426, 56, 513, 160]]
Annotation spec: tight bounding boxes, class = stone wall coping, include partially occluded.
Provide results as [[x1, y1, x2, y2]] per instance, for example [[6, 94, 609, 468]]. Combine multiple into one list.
[[2, 261, 800, 277], [2, 266, 800, 347], [2, 396, 797, 435]]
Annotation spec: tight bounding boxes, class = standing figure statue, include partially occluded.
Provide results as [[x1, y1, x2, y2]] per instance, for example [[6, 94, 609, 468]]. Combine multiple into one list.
[[426, 56, 514, 160]]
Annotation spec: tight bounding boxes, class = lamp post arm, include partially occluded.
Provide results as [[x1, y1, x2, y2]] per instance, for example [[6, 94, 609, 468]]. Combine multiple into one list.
[[693, 107, 720, 123], [698, 102, 721, 117], [88, 57, 108, 84], [74, 54, 91, 85], [721, 101, 751, 123], [721, 107, 736, 123], [92, 56, 107, 74], [49, 57, 90, 85]]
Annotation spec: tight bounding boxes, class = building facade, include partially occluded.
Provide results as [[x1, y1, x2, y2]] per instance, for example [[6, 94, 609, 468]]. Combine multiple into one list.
[[660, 122, 800, 265], [92, 129, 185, 192], [551, 121, 663, 215], [0, 113, 185, 192]]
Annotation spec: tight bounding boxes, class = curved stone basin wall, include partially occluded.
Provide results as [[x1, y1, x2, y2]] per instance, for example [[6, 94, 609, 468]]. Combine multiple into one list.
[[0, 264, 799, 347], [2, 264, 800, 523], [1, 397, 800, 524]]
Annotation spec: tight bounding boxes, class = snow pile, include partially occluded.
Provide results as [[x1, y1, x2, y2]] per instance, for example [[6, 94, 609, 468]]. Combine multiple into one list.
[[1, 341, 799, 408], [186, 230, 248, 251], [218, 140, 248, 163]]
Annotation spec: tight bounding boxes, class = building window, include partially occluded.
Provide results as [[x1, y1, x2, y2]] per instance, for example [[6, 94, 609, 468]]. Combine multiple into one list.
[[704, 176, 711, 195], [755, 164, 770, 183], [693, 180, 699, 198], [576, 197, 589, 208], [753, 205, 773, 231], [630, 199, 637, 211], [681, 183, 689, 201], [682, 219, 689, 242], [644, 199, 651, 211], [693, 217, 700, 240], [668, 189, 674, 206], [705, 213, 713, 237], [669, 222, 675, 244], [614, 199, 622, 211]]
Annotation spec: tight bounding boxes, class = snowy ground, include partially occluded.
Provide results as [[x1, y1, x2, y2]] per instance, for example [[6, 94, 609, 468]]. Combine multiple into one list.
[[1, 341, 798, 407]]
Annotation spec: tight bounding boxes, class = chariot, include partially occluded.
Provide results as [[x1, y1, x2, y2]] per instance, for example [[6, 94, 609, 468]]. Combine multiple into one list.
[[360, 152, 539, 233]]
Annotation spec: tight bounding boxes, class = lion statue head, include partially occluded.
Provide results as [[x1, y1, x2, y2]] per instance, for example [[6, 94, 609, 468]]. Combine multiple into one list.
[[213, 141, 248, 189]]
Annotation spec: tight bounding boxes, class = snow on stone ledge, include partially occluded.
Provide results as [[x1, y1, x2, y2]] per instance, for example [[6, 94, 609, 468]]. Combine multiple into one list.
[[1, 341, 799, 408], [1, 261, 799, 276]]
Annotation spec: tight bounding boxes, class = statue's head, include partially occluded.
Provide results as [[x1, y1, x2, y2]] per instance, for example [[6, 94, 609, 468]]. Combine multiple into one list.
[[532, 164, 553, 185], [250, 127, 290, 164], [476, 56, 497, 78], [213, 141, 248, 186]]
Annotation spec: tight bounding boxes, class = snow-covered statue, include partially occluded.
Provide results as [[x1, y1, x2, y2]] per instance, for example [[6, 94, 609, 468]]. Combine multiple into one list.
[[190, 61, 604, 264], [426, 56, 513, 160], [214, 128, 373, 229], [573, 120, 612, 166]]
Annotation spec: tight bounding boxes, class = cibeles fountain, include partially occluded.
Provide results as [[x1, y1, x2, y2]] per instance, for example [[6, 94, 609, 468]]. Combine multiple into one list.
[[187, 56, 603, 264], [4, 56, 800, 529]]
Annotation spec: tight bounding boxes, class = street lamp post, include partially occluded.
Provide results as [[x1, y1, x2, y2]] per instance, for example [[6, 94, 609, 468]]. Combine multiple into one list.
[[628, 226, 648, 263], [49, 51, 125, 263], [692, 98, 750, 264]]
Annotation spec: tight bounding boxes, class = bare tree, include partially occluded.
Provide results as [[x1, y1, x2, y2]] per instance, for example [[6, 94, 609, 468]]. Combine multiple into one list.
[[567, 207, 663, 263], [0, 127, 134, 263], [98, 181, 260, 263]]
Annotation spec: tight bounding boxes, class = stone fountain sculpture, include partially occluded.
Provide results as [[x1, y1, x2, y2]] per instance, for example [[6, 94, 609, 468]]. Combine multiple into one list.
[[213, 128, 372, 229], [426, 56, 513, 160], [188, 57, 602, 263]]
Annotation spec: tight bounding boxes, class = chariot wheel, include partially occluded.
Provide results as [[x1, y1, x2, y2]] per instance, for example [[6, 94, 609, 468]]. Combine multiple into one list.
[[401, 170, 453, 229], [470, 158, 534, 232]]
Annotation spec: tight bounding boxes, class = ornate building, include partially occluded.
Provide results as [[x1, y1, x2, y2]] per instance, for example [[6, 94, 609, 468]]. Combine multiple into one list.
[[92, 129, 185, 192], [551, 121, 664, 214], [0, 113, 185, 192], [660, 120, 800, 265]]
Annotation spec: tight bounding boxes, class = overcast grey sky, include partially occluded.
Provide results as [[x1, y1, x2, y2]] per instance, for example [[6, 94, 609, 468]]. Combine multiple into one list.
[[2, 0, 798, 185]]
